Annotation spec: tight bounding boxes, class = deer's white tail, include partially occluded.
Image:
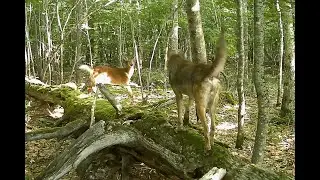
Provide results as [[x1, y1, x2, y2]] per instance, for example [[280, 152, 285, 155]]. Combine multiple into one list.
[[79, 65, 94, 75]]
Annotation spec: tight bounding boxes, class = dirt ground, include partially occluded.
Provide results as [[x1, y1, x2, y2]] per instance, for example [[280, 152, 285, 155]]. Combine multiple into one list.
[[25, 88, 294, 179]]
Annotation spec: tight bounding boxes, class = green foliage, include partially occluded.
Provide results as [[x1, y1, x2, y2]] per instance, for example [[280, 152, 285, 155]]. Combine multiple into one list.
[[26, 0, 285, 87]]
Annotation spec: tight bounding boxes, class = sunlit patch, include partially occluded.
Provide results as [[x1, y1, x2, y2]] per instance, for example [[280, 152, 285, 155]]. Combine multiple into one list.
[[61, 82, 77, 90], [79, 83, 86, 90], [25, 76, 47, 86], [279, 135, 295, 150], [78, 94, 90, 99], [223, 105, 236, 110], [216, 122, 237, 130], [129, 82, 140, 87], [47, 105, 64, 119]]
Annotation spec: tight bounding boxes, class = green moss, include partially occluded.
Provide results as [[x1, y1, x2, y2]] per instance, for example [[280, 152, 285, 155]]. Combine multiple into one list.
[[94, 99, 117, 120], [226, 164, 293, 180], [133, 110, 236, 172]]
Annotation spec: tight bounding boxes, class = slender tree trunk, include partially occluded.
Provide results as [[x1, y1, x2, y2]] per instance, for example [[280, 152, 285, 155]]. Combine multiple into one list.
[[280, 0, 295, 121], [249, 22, 255, 94], [147, 25, 164, 95], [36, 6, 45, 82], [243, 0, 249, 81], [164, 32, 170, 72], [56, 1, 64, 84], [25, 4, 32, 77], [28, 3, 37, 78], [291, 0, 295, 30], [48, 63, 52, 85], [235, 0, 246, 150], [251, 0, 271, 165], [118, 3, 123, 67], [210, 0, 221, 28], [157, 46, 161, 68], [25, 48, 30, 77], [185, 0, 207, 64], [164, 33, 170, 94], [275, 0, 284, 107], [129, 16, 144, 101], [185, 28, 192, 61], [84, 0, 93, 67], [42, 0, 53, 83], [136, 0, 144, 69], [169, 0, 179, 53], [72, 0, 83, 83]]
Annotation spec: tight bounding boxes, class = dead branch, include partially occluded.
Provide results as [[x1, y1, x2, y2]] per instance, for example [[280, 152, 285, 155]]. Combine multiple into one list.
[[35, 120, 107, 180], [25, 118, 87, 141]]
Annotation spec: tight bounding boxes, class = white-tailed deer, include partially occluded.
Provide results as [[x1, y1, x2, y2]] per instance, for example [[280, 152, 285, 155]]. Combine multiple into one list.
[[79, 59, 135, 98]]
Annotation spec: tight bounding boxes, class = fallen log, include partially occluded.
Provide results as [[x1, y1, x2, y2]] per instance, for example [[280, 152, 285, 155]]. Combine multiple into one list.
[[25, 80, 293, 180]]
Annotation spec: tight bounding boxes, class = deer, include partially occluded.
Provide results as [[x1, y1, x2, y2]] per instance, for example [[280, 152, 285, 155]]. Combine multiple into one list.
[[167, 29, 227, 152], [79, 59, 135, 99]]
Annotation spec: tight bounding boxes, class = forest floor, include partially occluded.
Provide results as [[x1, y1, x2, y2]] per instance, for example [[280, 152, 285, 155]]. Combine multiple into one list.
[[25, 85, 295, 180]]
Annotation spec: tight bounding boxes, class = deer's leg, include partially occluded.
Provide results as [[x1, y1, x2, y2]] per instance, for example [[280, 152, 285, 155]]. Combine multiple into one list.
[[125, 85, 133, 100]]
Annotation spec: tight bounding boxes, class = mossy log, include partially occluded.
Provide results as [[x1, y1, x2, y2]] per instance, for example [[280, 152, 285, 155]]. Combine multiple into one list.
[[25, 80, 293, 180]]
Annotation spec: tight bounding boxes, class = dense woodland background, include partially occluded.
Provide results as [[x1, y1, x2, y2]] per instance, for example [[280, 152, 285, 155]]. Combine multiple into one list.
[[25, 0, 295, 179]]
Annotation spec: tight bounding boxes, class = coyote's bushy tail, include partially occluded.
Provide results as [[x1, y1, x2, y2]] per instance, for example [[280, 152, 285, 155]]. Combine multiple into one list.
[[207, 28, 227, 78]]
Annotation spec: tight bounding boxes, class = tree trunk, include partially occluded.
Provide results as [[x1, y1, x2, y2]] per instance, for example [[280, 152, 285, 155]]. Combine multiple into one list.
[[243, 0, 249, 81], [169, 0, 179, 53], [25, 4, 32, 77], [129, 15, 145, 101], [275, 0, 284, 107], [25, 80, 292, 180], [147, 26, 164, 95], [186, 27, 192, 60], [56, 1, 64, 84], [251, 0, 271, 165], [185, 0, 207, 64], [136, 0, 144, 69], [235, 0, 246, 150], [42, 0, 53, 84], [72, 0, 83, 84], [290, 0, 295, 30], [119, 4, 123, 67], [280, 0, 295, 122], [83, 0, 93, 67]]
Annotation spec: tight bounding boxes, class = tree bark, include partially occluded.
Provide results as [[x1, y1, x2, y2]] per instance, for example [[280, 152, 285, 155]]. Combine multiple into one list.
[[119, 4, 123, 67], [243, 0, 249, 81], [235, 0, 246, 150], [275, 0, 284, 107], [136, 0, 144, 69], [169, 0, 179, 53], [251, 0, 271, 165], [72, 0, 83, 84], [25, 80, 292, 180], [185, 0, 207, 64], [280, 0, 295, 122]]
